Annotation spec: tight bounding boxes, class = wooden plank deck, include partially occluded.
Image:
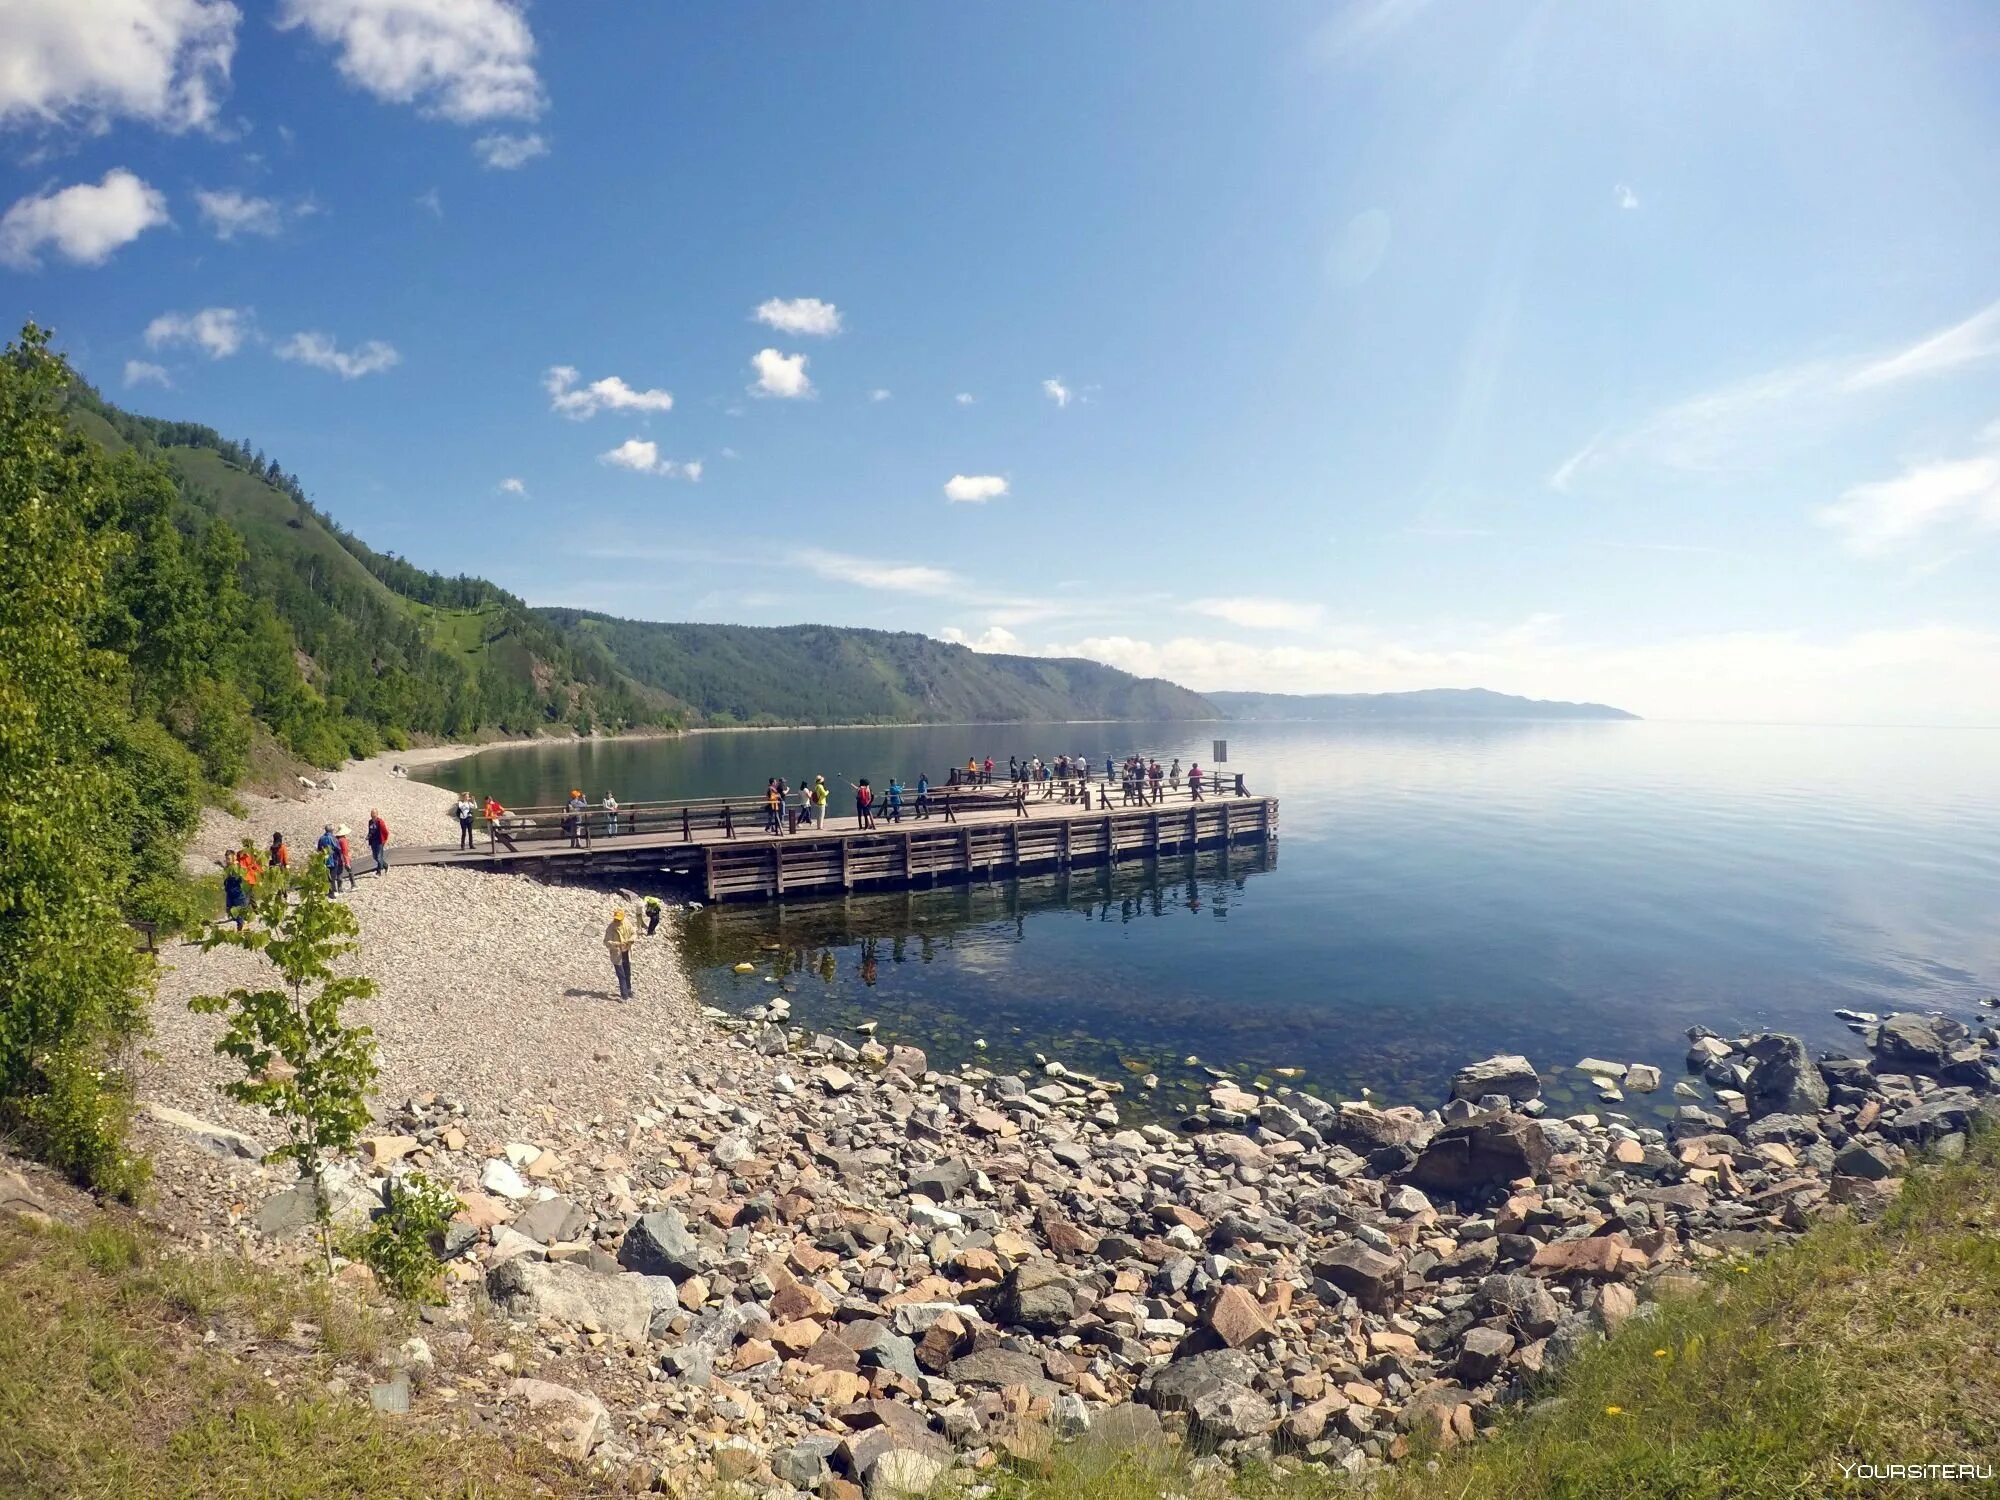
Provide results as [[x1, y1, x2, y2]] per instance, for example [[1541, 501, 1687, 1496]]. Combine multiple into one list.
[[396, 784, 1277, 903]]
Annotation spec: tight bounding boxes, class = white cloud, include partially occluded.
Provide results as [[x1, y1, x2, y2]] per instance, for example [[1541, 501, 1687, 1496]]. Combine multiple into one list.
[[123, 359, 172, 388], [0, 0, 239, 134], [1028, 621, 2000, 726], [1187, 596, 1325, 632], [943, 474, 1008, 504], [276, 0, 542, 123], [472, 130, 545, 168], [939, 626, 1023, 654], [798, 550, 958, 595], [1614, 183, 1640, 210], [1817, 451, 2000, 555], [275, 330, 400, 378], [955, 392, 975, 406], [1041, 376, 1073, 408], [598, 439, 698, 479], [754, 297, 843, 337], [415, 186, 443, 218], [869, 388, 892, 403], [498, 476, 525, 494], [194, 187, 284, 239], [750, 348, 812, 399], [1842, 301, 2000, 391], [543, 365, 673, 419], [1555, 299, 2000, 489], [145, 306, 250, 358], [0, 168, 168, 269]]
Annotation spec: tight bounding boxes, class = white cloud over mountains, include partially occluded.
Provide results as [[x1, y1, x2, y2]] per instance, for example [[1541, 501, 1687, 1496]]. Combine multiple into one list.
[[599, 439, 699, 480], [544, 365, 673, 418], [799, 551, 958, 596], [0, 168, 168, 269], [750, 348, 812, 399], [0, 0, 240, 134], [146, 305, 250, 358], [754, 297, 842, 337], [276, 0, 543, 123], [124, 359, 172, 388], [943, 474, 1008, 504], [1188, 596, 1325, 631], [276, 330, 400, 378], [1819, 451, 2000, 556]]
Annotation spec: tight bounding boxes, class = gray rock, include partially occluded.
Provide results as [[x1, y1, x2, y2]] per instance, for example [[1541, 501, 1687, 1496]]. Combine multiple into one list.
[[841, 1321, 921, 1381], [946, 1346, 1057, 1395], [1451, 1055, 1541, 1104], [142, 1102, 263, 1160], [1478, 1273, 1560, 1338], [773, 1440, 837, 1490], [1313, 1240, 1402, 1306], [1874, 1013, 1970, 1070], [1187, 1384, 1275, 1443], [906, 1158, 974, 1201], [1141, 1348, 1260, 1412], [868, 1449, 946, 1497], [994, 1261, 1074, 1331], [1455, 1325, 1515, 1384], [616, 1209, 702, 1278], [1742, 1034, 1828, 1119], [1833, 1141, 1900, 1180], [1407, 1111, 1551, 1194], [257, 1169, 375, 1239], [513, 1195, 587, 1246], [370, 1371, 411, 1414], [485, 1258, 651, 1342]]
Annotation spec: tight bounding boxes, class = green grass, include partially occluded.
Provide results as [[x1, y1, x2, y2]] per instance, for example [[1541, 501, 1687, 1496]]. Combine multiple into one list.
[[996, 1130, 2000, 1500], [0, 1213, 591, 1499]]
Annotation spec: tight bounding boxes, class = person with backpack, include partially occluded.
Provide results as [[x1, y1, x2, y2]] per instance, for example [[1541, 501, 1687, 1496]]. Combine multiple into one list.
[[222, 858, 248, 930], [852, 777, 875, 829], [335, 825, 358, 888], [316, 825, 341, 896], [366, 809, 390, 876], [268, 830, 289, 873], [764, 778, 783, 834]]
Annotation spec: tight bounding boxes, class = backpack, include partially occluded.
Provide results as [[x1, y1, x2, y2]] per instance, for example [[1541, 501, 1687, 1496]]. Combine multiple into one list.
[[859, 786, 873, 808]]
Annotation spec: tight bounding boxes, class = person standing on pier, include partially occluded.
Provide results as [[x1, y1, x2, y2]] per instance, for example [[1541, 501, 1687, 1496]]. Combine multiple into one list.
[[914, 772, 931, 819], [603, 791, 620, 836], [603, 909, 636, 1001], [796, 778, 812, 832], [813, 775, 829, 828], [565, 790, 587, 847], [983, 755, 995, 784], [886, 778, 903, 822], [454, 792, 477, 850], [764, 778, 783, 834], [1169, 758, 1181, 791], [1189, 762, 1204, 800], [852, 777, 876, 828]]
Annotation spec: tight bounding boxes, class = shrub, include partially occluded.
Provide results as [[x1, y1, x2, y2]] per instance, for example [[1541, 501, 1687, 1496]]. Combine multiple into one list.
[[351, 1173, 457, 1303]]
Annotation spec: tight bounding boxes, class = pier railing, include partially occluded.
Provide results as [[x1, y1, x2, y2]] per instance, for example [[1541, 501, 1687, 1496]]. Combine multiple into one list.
[[472, 770, 1254, 854]]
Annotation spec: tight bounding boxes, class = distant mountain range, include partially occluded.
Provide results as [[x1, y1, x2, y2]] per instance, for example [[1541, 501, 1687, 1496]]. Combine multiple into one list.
[[1207, 688, 1638, 722]]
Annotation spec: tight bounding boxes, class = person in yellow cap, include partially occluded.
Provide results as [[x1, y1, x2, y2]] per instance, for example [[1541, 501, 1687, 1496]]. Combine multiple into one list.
[[603, 908, 636, 1000]]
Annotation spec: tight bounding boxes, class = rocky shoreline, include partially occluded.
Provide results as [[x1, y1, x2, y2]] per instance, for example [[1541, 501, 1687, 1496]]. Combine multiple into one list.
[[133, 748, 2000, 1495]]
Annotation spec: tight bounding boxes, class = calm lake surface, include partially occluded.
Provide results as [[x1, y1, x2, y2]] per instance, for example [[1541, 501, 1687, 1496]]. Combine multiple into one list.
[[420, 721, 2000, 1119]]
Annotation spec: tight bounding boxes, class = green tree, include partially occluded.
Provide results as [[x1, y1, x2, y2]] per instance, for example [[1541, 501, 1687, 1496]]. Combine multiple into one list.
[[0, 324, 152, 1197], [190, 857, 379, 1272]]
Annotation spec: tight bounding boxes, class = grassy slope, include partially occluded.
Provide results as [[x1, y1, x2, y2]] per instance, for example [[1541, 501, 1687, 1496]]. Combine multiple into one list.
[[545, 611, 1220, 726], [1003, 1131, 2000, 1500], [0, 1213, 593, 1500]]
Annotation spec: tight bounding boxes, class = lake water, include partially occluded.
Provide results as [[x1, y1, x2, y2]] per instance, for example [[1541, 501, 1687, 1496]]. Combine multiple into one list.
[[420, 721, 2000, 1119]]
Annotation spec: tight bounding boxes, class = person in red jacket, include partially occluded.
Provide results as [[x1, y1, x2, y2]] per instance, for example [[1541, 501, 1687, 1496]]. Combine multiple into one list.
[[335, 825, 358, 889], [366, 809, 390, 876]]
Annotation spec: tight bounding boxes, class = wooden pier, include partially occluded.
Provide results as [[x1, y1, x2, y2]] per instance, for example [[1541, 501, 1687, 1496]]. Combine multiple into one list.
[[397, 781, 1278, 903]]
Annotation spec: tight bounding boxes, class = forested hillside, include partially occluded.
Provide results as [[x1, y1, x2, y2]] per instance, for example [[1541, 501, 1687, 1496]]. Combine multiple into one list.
[[539, 611, 1218, 725]]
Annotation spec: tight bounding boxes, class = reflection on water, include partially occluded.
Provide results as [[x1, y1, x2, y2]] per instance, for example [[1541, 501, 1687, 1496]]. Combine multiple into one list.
[[677, 844, 1282, 1119]]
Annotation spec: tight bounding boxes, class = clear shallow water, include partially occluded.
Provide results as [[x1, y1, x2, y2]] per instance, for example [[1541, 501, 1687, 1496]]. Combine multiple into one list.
[[422, 721, 2000, 1118]]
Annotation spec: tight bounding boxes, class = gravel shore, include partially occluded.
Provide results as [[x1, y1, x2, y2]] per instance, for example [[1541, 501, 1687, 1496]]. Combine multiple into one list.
[[148, 748, 703, 1172]]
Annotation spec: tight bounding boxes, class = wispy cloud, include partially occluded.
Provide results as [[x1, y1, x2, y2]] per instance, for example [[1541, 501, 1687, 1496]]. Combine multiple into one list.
[[943, 474, 1008, 504], [1818, 449, 2000, 555], [750, 348, 812, 399], [123, 359, 172, 389], [544, 365, 672, 418], [473, 131, 547, 169], [415, 187, 443, 218], [498, 476, 526, 494], [754, 297, 842, 337], [954, 392, 975, 406], [1614, 183, 1640, 210], [1187, 596, 1325, 632], [798, 551, 959, 595], [195, 188, 289, 239], [275, 330, 400, 379], [276, 0, 544, 124], [868, 388, 892, 403], [1553, 299, 2000, 490], [1041, 376, 1073, 408]]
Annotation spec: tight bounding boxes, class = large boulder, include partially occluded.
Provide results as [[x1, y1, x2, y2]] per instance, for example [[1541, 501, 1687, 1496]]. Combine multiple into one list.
[[1139, 1347, 1260, 1413], [1741, 1033, 1828, 1119], [1873, 1013, 1970, 1071], [486, 1258, 651, 1342], [1450, 1055, 1541, 1104], [993, 1261, 1074, 1332], [1477, 1272, 1560, 1338], [616, 1209, 702, 1278], [1313, 1240, 1402, 1307], [1329, 1102, 1429, 1152], [1407, 1112, 1551, 1195]]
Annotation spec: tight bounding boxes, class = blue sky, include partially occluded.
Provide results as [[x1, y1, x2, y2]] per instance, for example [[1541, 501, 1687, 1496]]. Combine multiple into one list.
[[6, 1, 2000, 723]]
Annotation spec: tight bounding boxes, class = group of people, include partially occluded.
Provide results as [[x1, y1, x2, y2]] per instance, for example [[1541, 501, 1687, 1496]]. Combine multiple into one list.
[[219, 810, 392, 926]]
